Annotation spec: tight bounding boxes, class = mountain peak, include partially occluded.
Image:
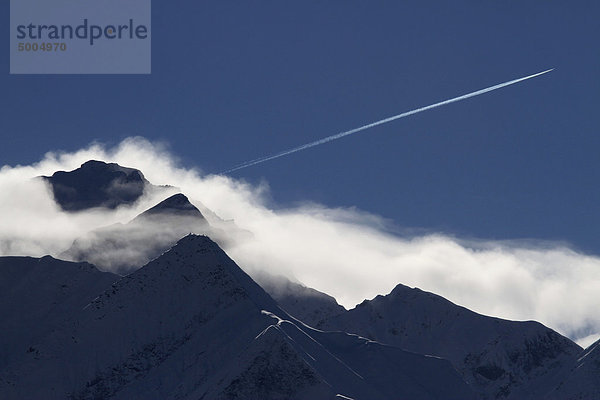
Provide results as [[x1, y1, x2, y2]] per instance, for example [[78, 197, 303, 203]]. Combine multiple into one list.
[[63, 193, 211, 274], [172, 233, 221, 254], [42, 160, 152, 211], [322, 282, 581, 399], [80, 159, 138, 172], [137, 193, 204, 219]]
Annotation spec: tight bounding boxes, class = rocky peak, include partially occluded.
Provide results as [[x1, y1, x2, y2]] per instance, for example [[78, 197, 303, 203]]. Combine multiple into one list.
[[42, 160, 152, 211]]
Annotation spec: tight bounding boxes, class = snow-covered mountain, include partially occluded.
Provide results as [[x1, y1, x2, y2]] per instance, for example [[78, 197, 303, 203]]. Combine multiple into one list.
[[1, 159, 596, 399], [0, 235, 475, 400], [319, 283, 583, 399], [43, 161, 248, 274], [62, 193, 211, 274], [0, 256, 118, 372]]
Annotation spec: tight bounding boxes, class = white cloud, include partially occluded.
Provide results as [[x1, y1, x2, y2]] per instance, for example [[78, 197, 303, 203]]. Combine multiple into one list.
[[1, 137, 599, 344]]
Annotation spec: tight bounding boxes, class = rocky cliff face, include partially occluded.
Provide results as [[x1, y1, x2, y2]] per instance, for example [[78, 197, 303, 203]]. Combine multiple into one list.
[[42, 160, 158, 211]]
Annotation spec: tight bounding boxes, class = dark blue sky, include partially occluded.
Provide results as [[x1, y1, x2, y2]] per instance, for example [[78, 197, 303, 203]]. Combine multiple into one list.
[[2, 2, 598, 253]]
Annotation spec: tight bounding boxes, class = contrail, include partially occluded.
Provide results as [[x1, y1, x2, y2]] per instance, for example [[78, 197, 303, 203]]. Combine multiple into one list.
[[222, 69, 553, 174]]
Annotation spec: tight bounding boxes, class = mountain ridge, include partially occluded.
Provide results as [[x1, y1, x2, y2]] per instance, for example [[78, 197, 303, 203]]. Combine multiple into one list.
[[2, 159, 596, 399], [0, 235, 476, 400], [320, 282, 582, 399]]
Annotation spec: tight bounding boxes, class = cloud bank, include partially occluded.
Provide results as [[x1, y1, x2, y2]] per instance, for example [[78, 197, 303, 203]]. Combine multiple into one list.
[[1, 137, 599, 347]]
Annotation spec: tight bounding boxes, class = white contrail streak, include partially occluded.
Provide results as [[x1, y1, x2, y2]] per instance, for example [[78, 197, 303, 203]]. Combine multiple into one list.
[[222, 69, 553, 174]]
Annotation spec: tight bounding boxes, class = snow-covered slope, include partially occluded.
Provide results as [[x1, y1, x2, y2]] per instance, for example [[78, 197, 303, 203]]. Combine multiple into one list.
[[0, 235, 475, 400], [548, 338, 600, 399], [0, 256, 118, 370], [320, 283, 581, 399], [62, 193, 211, 273], [42, 160, 161, 211], [254, 272, 346, 328]]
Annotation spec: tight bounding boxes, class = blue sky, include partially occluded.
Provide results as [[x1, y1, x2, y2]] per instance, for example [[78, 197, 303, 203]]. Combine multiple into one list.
[[1, 2, 599, 253]]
